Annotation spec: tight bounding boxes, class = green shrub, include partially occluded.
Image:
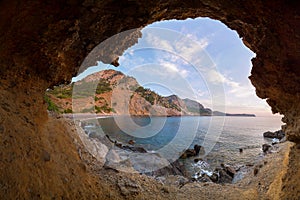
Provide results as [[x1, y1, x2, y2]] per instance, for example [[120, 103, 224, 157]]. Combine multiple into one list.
[[94, 96, 105, 101], [63, 108, 73, 113], [95, 105, 114, 113], [47, 84, 73, 99], [44, 95, 59, 112], [96, 80, 112, 94]]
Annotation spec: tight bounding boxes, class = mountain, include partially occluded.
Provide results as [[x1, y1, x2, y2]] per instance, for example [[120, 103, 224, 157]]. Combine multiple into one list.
[[212, 111, 256, 117], [46, 69, 183, 116], [45, 69, 255, 117], [182, 98, 212, 116]]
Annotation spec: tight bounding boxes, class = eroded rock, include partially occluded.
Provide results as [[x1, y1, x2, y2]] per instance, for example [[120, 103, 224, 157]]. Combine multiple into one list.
[[262, 144, 272, 153], [0, 0, 299, 198], [263, 130, 285, 140]]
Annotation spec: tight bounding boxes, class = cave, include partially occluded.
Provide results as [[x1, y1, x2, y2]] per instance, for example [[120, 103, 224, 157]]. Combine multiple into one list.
[[0, 1, 299, 199]]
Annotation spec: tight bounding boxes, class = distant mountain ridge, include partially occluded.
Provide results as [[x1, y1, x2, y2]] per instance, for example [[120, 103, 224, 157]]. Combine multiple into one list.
[[45, 69, 255, 117]]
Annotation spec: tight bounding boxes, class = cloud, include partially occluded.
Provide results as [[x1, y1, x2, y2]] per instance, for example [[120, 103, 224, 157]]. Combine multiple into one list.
[[144, 32, 174, 52], [228, 83, 256, 98], [122, 26, 271, 115], [118, 53, 145, 70], [196, 90, 208, 97], [175, 37, 209, 62], [144, 29, 209, 65], [157, 59, 189, 78], [142, 29, 212, 80]]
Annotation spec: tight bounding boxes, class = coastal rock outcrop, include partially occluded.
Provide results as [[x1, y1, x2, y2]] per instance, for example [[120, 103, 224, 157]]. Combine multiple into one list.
[[263, 130, 285, 140], [262, 144, 272, 153], [192, 161, 238, 184], [180, 145, 205, 159]]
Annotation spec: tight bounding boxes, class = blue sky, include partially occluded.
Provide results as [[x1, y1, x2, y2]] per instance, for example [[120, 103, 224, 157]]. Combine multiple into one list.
[[73, 17, 279, 116]]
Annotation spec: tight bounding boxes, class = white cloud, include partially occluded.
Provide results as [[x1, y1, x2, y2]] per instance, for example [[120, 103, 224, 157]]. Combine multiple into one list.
[[157, 59, 189, 78], [181, 69, 189, 78], [161, 61, 179, 72], [143, 30, 211, 80], [144, 29, 210, 66], [228, 83, 256, 98], [119, 53, 145, 69], [174, 37, 209, 63], [144, 33, 173, 52], [123, 27, 273, 116], [197, 90, 208, 97]]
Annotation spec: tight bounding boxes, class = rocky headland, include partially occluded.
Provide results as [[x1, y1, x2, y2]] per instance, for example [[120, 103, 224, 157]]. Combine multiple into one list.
[[46, 69, 255, 118]]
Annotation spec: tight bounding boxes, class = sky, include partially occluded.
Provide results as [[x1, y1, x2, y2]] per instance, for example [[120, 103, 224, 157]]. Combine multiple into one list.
[[72, 17, 280, 117]]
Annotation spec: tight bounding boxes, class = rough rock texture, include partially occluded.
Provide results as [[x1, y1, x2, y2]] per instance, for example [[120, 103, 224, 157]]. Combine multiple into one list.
[[0, 0, 300, 199], [263, 130, 285, 140]]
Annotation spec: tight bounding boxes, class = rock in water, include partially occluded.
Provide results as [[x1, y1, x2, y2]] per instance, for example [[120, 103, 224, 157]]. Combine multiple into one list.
[[224, 165, 236, 178], [262, 144, 272, 153], [128, 140, 135, 145], [122, 146, 147, 153], [180, 144, 205, 158], [263, 130, 285, 139], [218, 169, 233, 184], [194, 144, 205, 155], [180, 149, 196, 159]]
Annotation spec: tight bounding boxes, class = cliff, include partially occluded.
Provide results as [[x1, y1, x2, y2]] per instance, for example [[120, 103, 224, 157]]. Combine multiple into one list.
[[46, 69, 253, 117], [46, 69, 181, 115]]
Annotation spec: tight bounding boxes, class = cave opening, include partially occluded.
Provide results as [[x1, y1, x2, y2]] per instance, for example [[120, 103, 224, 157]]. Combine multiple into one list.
[[1, 1, 299, 199], [45, 17, 284, 182]]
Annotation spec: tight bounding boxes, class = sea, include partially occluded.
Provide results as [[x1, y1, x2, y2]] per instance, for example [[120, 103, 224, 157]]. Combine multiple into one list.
[[87, 115, 283, 174]]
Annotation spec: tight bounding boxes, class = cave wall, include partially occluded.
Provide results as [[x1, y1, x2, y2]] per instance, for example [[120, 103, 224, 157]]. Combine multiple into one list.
[[0, 0, 299, 198]]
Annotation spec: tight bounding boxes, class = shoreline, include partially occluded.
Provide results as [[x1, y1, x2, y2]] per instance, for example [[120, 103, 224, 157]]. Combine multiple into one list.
[[74, 116, 283, 185], [63, 113, 114, 120], [59, 115, 292, 199], [62, 113, 260, 120]]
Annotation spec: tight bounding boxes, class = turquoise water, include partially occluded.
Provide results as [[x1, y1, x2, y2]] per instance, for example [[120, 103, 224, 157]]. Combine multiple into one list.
[[95, 116, 282, 169]]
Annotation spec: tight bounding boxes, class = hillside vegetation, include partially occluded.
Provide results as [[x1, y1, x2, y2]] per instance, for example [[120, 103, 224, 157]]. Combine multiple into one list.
[[45, 69, 254, 117]]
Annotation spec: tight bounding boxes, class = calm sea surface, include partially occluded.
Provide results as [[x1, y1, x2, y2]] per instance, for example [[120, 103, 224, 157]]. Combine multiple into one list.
[[95, 116, 283, 170]]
